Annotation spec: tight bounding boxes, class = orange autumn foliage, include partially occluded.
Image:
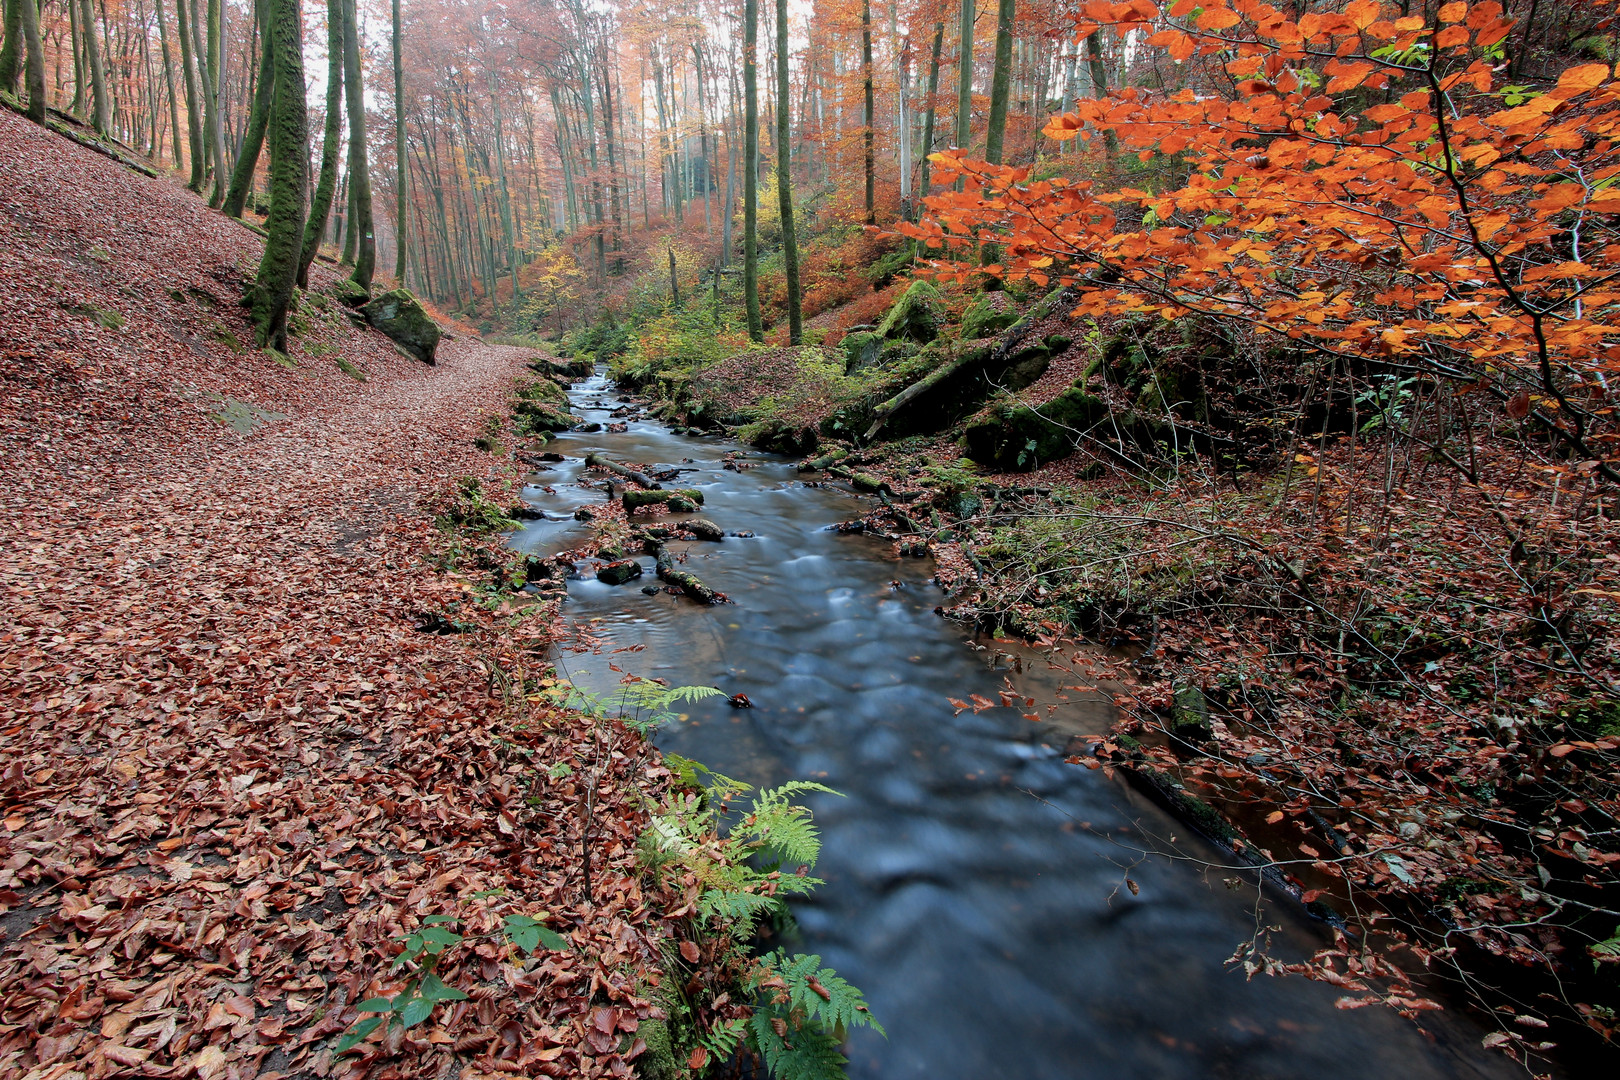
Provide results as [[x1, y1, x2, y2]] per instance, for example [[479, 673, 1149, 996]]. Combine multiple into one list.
[[905, 0, 1620, 481]]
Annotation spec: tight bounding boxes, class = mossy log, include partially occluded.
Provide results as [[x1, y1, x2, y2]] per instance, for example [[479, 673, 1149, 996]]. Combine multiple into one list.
[[654, 545, 724, 604], [623, 488, 704, 512], [828, 465, 888, 494], [586, 453, 661, 490], [797, 447, 850, 472]]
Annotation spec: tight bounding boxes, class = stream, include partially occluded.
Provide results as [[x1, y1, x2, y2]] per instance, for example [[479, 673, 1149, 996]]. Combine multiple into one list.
[[510, 369, 1522, 1080]]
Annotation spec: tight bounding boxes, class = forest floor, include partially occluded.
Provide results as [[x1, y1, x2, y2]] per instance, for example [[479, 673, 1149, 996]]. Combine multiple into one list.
[[0, 109, 670, 1079]]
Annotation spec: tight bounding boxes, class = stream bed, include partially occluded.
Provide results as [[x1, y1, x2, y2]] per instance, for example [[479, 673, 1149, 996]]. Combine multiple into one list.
[[511, 369, 1522, 1080]]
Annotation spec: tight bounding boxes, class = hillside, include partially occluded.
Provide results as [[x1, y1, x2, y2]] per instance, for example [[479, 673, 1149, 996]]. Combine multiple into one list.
[[0, 108, 669, 1079]]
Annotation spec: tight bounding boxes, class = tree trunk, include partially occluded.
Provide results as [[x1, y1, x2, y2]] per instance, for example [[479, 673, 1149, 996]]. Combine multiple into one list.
[[954, 0, 973, 190], [248, 0, 307, 352], [222, 0, 272, 217], [860, 0, 874, 224], [173, 0, 204, 189], [983, 0, 1012, 165], [1084, 28, 1117, 156], [154, 0, 183, 167], [916, 18, 943, 211], [0, 0, 23, 94], [17, 0, 44, 122], [79, 0, 109, 132], [775, 0, 800, 344], [297, 0, 342, 287], [392, 0, 406, 282], [203, 0, 226, 205], [743, 0, 761, 342], [341, 0, 374, 288]]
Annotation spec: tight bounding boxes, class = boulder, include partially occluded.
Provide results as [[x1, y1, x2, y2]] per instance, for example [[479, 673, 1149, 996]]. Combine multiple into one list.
[[596, 560, 644, 585], [332, 277, 371, 308], [875, 279, 944, 343], [684, 518, 724, 541], [960, 292, 1018, 340], [623, 489, 704, 512], [514, 400, 575, 432], [362, 288, 442, 364], [841, 330, 883, 374], [960, 381, 1106, 471]]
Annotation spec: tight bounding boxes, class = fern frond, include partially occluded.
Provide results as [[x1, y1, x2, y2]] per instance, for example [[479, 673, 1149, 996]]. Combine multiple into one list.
[[699, 887, 783, 928], [756, 951, 885, 1039], [701, 1015, 749, 1060], [1591, 930, 1620, 970], [747, 1005, 848, 1080]]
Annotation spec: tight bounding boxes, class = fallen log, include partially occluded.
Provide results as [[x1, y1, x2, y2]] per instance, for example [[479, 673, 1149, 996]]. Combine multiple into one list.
[[828, 465, 889, 494], [654, 545, 726, 604], [585, 453, 661, 490], [797, 447, 850, 472], [624, 488, 704, 512]]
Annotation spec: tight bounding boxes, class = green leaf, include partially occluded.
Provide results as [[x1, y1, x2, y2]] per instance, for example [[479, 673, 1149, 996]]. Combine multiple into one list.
[[398, 994, 436, 1028], [419, 974, 470, 1003], [356, 997, 394, 1014], [422, 915, 459, 926], [420, 926, 462, 946], [335, 1015, 385, 1054]]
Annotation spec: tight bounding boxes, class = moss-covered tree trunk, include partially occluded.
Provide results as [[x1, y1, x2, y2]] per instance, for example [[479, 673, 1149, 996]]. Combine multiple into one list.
[[1084, 28, 1117, 157], [78, 0, 110, 134], [297, 0, 342, 287], [983, 0, 1013, 166], [173, 0, 205, 190], [248, 0, 307, 353], [222, 0, 273, 218], [16, 0, 44, 123], [775, 0, 801, 344], [953, 0, 973, 192], [0, 0, 24, 94], [341, 0, 374, 288], [391, 0, 406, 282], [742, 0, 761, 342]]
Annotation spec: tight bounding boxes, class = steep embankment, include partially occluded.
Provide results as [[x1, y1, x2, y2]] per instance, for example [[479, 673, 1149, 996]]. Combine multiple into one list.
[[0, 110, 669, 1078]]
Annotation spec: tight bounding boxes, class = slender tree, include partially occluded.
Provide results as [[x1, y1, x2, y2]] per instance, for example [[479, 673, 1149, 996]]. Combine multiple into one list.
[[298, 0, 342, 286], [392, 0, 407, 282], [983, 0, 1012, 165], [775, 0, 800, 343], [204, 0, 227, 205], [79, 0, 110, 133], [954, 0, 972, 190], [860, 0, 874, 224], [222, 0, 273, 218], [248, 0, 308, 352], [154, 0, 183, 168], [341, 0, 375, 288], [916, 15, 944, 210], [16, 0, 43, 122], [743, 0, 760, 341], [173, 0, 205, 189]]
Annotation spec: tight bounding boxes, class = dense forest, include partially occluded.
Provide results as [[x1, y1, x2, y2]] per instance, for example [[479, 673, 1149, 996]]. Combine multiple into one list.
[[2, 0, 1620, 1076]]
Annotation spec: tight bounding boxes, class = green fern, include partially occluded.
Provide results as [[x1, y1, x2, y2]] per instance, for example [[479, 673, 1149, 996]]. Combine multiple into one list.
[[753, 950, 886, 1040], [1592, 928, 1620, 971], [748, 1006, 849, 1080], [700, 1016, 749, 1060]]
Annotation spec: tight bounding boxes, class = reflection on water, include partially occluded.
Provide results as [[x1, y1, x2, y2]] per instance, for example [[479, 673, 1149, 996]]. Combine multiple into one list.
[[512, 371, 1521, 1080]]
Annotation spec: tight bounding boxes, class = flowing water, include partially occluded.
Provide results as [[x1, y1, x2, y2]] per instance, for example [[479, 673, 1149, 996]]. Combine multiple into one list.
[[511, 369, 1521, 1080]]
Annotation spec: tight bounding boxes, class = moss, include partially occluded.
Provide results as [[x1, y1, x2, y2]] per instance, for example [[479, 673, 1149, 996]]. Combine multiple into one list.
[[67, 302, 125, 330], [875, 279, 944, 343], [513, 400, 575, 433], [841, 330, 883, 374], [362, 288, 442, 364], [960, 293, 1018, 340], [960, 381, 1105, 471]]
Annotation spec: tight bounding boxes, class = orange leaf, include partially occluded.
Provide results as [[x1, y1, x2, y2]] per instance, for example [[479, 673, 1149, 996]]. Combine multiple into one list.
[[1555, 64, 1611, 96], [1437, 1, 1468, 22], [1196, 5, 1241, 30], [1265, 811, 1285, 824]]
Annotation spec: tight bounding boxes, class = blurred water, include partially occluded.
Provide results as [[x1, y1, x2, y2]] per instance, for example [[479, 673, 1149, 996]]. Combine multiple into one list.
[[511, 370, 1520, 1080]]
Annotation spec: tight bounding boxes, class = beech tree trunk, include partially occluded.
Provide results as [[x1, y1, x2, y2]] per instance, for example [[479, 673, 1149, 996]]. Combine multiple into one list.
[[297, 0, 342, 287], [16, 0, 43, 122], [79, 0, 110, 133], [222, 0, 272, 218], [860, 0, 874, 224], [203, 0, 226, 206], [984, 0, 1013, 165], [916, 18, 943, 209], [173, 0, 204, 189], [248, 0, 307, 352], [743, 0, 760, 341], [154, 0, 182, 167], [341, 0, 374, 288], [0, 0, 23, 94], [775, 0, 800, 343], [392, 0, 406, 282]]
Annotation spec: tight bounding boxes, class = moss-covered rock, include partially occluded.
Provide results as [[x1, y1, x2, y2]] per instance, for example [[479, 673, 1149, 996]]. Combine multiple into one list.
[[875, 279, 944, 343], [623, 488, 705, 512], [841, 330, 883, 374], [961, 381, 1105, 471], [331, 277, 371, 308], [513, 399, 576, 433], [362, 288, 442, 364], [960, 292, 1018, 340]]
